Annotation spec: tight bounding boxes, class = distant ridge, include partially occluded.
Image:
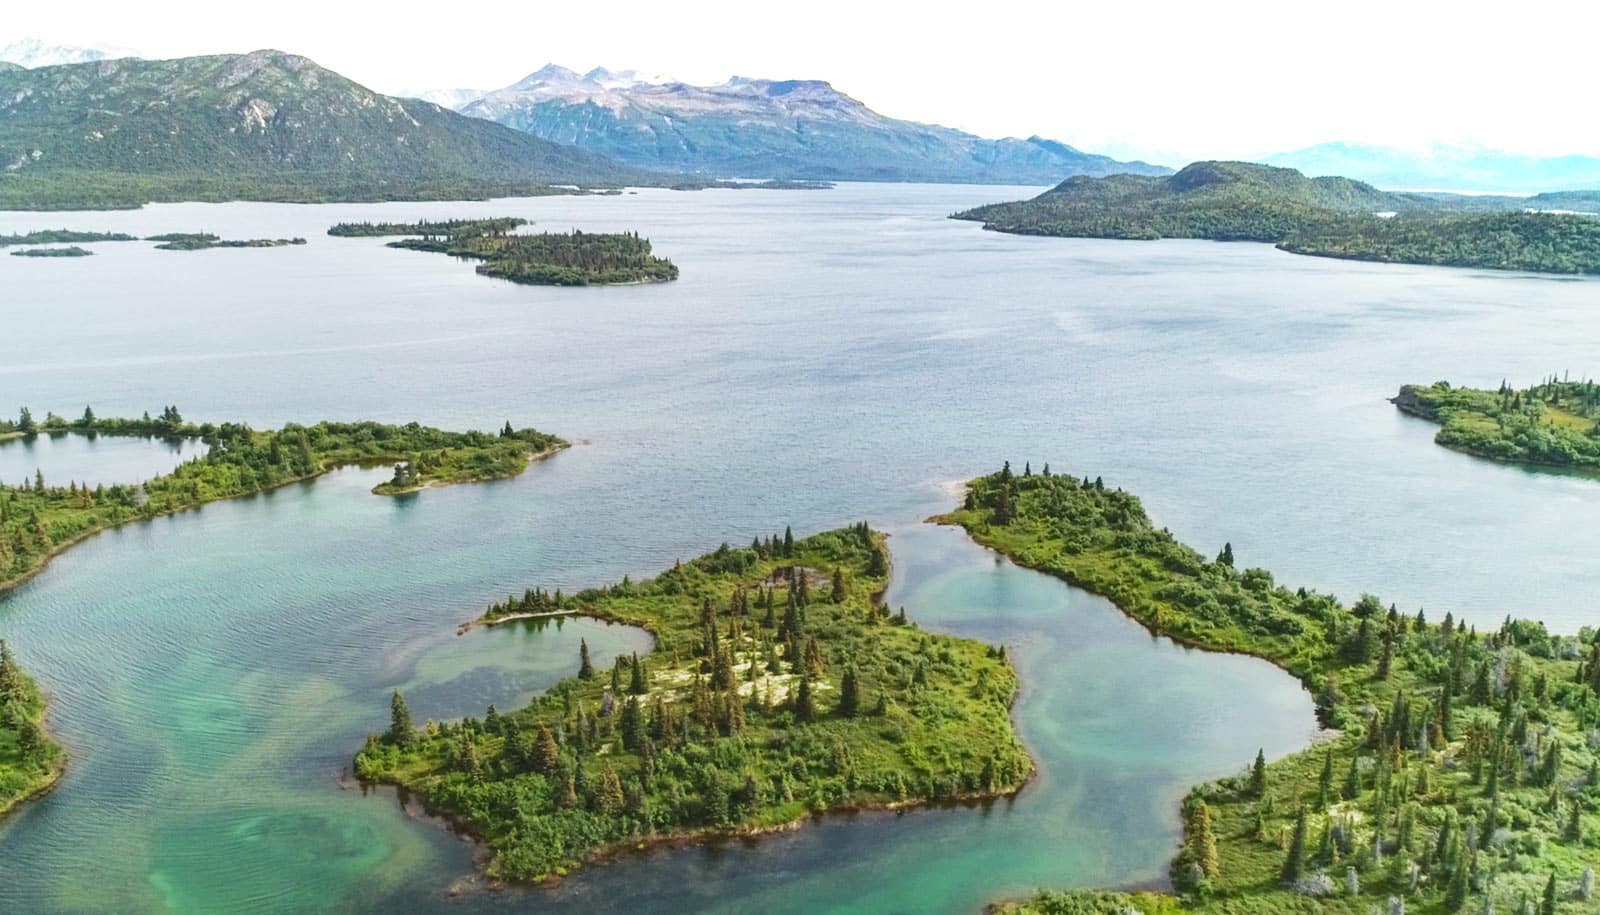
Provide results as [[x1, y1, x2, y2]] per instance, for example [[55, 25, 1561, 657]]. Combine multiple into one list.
[[0, 50, 666, 209], [450, 64, 1169, 185]]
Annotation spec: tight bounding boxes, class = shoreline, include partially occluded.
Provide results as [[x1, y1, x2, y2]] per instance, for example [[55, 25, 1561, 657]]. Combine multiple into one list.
[[371, 442, 569, 496], [1391, 388, 1600, 479], [369, 533, 1037, 889], [1, 442, 569, 598]]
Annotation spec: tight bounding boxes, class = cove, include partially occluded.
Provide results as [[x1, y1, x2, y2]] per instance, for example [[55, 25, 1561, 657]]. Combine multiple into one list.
[[0, 432, 204, 489]]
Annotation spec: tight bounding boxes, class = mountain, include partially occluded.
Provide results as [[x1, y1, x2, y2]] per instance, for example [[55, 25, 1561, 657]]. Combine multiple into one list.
[[455, 64, 1169, 184], [0, 38, 138, 68], [953, 160, 1407, 241], [1266, 142, 1600, 193], [393, 87, 486, 110], [0, 51, 663, 209], [952, 160, 1600, 275]]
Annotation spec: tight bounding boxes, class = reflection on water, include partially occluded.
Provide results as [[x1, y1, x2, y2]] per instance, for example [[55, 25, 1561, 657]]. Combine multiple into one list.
[[0, 431, 204, 487]]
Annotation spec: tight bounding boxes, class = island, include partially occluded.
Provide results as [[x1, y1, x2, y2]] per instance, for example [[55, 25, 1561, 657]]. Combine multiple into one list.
[[145, 233, 308, 250], [0, 230, 137, 247], [354, 524, 1032, 883], [952, 161, 1600, 275], [0, 641, 65, 818], [10, 246, 93, 258], [0, 406, 566, 593], [329, 218, 679, 286], [1394, 380, 1600, 473], [941, 464, 1598, 914]]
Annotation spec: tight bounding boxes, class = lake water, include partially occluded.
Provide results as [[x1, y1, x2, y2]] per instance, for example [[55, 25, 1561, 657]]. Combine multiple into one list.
[[0, 183, 1595, 912]]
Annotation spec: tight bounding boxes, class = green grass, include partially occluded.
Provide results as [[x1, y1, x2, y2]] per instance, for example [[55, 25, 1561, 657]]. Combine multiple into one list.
[[1395, 379, 1600, 473], [354, 525, 1031, 882], [945, 464, 1599, 914]]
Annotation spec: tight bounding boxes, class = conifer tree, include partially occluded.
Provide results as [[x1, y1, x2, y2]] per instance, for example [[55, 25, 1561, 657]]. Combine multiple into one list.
[[1250, 748, 1268, 797], [387, 690, 415, 747], [831, 567, 846, 603], [1194, 800, 1220, 878], [1280, 806, 1308, 885], [794, 674, 816, 723], [533, 721, 560, 775], [578, 639, 595, 679], [629, 652, 647, 695], [838, 666, 860, 718]]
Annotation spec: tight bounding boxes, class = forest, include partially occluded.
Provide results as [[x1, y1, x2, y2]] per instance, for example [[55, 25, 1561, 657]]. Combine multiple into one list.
[[0, 230, 136, 247], [334, 216, 680, 286], [0, 641, 63, 818], [952, 161, 1600, 276], [0, 407, 565, 591], [1394, 379, 1600, 472], [1281, 214, 1600, 275], [945, 464, 1598, 914], [354, 524, 1031, 882]]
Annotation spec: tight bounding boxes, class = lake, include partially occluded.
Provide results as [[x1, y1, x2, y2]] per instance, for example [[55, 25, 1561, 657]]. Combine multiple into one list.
[[0, 183, 1595, 912]]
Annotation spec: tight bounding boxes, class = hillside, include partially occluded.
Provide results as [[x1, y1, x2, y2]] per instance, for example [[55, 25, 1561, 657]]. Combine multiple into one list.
[[0, 51, 661, 209], [453, 65, 1168, 184], [953, 161, 1600, 274], [953, 161, 1407, 241]]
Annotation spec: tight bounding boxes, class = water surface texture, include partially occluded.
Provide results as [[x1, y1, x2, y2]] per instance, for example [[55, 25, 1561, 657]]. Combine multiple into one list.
[[0, 184, 1596, 912]]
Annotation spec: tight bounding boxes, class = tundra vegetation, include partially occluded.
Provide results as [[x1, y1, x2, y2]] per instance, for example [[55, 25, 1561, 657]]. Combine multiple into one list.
[[944, 463, 1599, 914], [354, 524, 1030, 882], [1394, 379, 1600, 474]]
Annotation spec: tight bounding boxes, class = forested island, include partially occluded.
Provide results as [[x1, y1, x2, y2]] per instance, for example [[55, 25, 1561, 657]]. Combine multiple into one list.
[[952, 161, 1600, 275], [145, 233, 307, 251], [0, 641, 64, 818], [943, 464, 1598, 914], [330, 218, 679, 286], [0, 406, 565, 592], [354, 524, 1031, 883], [1394, 380, 1600, 473], [10, 246, 92, 257], [0, 230, 136, 247]]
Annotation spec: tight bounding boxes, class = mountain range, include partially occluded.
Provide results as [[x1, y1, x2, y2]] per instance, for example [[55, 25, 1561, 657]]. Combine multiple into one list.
[[0, 50, 663, 209], [0, 38, 139, 69], [434, 65, 1170, 185], [1266, 141, 1600, 194]]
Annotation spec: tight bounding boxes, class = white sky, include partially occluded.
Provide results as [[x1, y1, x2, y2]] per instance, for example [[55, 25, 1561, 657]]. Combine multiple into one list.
[[5, 0, 1597, 164]]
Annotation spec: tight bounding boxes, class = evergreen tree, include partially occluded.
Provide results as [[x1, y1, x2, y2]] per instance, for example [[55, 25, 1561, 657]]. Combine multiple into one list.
[[1217, 542, 1235, 568], [533, 721, 560, 775], [1250, 748, 1268, 797], [1541, 874, 1556, 915], [578, 639, 595, 679], [794, 674, 816, 723], [387, 690, 415, 747], [1280, 806, 1308, 885], [1317, 750, 1335, 808], [629, 652, 647, 695], [831, 567, 846, 603], [838, 666, 860, 718]]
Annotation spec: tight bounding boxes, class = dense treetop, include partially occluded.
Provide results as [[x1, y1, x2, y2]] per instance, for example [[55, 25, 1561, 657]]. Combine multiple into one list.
[[341, 217, 679, 286], [948, 465, 1599, 914], [356, 524, 1030, 882], [0, 641, 63, 817]]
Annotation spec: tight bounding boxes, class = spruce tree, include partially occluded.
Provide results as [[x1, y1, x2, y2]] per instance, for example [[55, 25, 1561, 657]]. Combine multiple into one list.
[[533, 721, 560, 775], [387, 690, 415, 747], [578, 639, 595, 679], [1194, 800, 1220, 878], [1541, 874, 1556, 915], [838, 666, 860, 718], [1251, 748, 1268, 797], [831, 567, 846, 603], [629, 652, 647, 695], [1280, 806, 1308, 885], [794, 675, 816, 723]]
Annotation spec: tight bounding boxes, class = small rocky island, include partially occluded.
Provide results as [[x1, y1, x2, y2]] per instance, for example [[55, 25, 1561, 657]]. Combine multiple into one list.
[[329, 218, 679, 286]]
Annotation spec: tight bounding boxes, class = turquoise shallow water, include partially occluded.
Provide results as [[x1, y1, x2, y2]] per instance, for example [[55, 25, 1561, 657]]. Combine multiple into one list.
[[0, 183, 1596, 912]]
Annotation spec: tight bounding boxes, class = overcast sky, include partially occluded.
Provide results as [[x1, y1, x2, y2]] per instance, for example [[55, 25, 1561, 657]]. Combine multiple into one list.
[[5, 0, 1596, 164]]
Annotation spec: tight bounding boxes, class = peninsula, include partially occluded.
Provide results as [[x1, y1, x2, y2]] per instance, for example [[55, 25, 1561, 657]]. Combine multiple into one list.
[[0, 406, 565, 593], [943, 464, 1598, 914], [953, 161, 1600, 275], [354, 524, 1032, 883], [0, 641, 64, 818], [330, 218, 678, 286], [1394, 380, 1600, 474]]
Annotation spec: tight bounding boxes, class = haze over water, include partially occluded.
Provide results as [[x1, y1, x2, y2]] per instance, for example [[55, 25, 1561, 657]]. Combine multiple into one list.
[[0, 183, 1595, 912]]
